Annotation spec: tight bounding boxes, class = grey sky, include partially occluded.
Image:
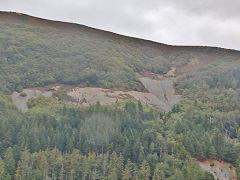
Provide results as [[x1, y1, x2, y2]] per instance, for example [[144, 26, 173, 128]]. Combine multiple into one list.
[[1, 0, 240, 50]]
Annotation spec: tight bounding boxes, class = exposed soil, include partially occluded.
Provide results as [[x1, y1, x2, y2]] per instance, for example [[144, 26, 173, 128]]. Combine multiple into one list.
[[176, 55, 217, 75], [139, 77, 181, 111], [11, 89, 52, 113], [199, 159, 237, 180], [12, 68, 181, 112], [142, 67, 176, 80], [66, 84, 180, 111], [66, 69, 181, 111]]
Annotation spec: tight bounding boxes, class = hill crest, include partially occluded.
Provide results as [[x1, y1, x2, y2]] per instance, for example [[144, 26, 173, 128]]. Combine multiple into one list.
[[1, 11, 240, 53]]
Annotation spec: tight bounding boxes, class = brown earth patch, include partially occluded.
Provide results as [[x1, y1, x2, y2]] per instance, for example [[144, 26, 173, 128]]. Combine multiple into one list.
[[176, 54, 218, 75], [12, 76, 181, 112], [199, 159, 237, 180], [12, 68, 181, 112]]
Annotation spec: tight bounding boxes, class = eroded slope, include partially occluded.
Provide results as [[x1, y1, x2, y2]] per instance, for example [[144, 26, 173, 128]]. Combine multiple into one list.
[[12, 69, 181, 112], [199, 160, 237, 180]]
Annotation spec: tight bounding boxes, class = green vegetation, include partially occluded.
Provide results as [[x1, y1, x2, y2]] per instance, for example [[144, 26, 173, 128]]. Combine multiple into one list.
[[0, 12, 239, 179], [19, 92, 27, 97], [0, 12, 239, 93], [0, 95, 216, 179], [0, 21, 170, 92]]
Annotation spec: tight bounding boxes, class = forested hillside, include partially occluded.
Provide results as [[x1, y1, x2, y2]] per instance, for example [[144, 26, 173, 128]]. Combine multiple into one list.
[[0, 12, 240, 179], [0, 12, 239, 92]]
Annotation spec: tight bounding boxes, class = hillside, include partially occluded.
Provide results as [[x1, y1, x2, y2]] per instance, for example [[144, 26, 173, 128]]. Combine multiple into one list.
[[0, 12, 240, 93], [0, 12, 240, 179]]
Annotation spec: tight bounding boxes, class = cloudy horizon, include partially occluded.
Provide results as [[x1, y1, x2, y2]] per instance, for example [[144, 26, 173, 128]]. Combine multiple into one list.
[[1, 0, 240, 50]]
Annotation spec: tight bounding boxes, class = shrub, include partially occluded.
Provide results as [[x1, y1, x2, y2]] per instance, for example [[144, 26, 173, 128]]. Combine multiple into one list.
[[19, 92, 27, 97], [47, 87, 55, 91]]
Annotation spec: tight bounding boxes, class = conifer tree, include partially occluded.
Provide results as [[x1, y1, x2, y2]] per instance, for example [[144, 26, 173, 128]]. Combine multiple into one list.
[[122, 166, 132, 180], [138, 160, 150, 180], [3, 147, 15, 177], [0, 157, 5, 179], [15, 161, 21, 180]]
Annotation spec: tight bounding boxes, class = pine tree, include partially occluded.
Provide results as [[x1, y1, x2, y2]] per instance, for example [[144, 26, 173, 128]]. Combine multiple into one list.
[[0, 157, 5, 179], [59, 164, 64, 180], [153, 163, 164, 180], [3, 147, 15, 177], [108, 152, 124, 179], [138, 100, 143, 114], [117, 153, 124, 177], [39, 153, 49, 179], [15, 161, 21, 180], [236, 156, 240, 180], [212, 131, 225, 159], [208, 146, 217, 159], [122, 166, 132, 180], [238, 128, 240, 141], [108, 167, 118, 180], [138, 160, 150, 180], [20, 150, 32, 179]]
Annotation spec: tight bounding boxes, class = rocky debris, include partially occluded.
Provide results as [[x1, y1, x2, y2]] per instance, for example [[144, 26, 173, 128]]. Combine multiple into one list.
[[11, 89, 52, 112], [199, 160, 237, 180], [12, 69, 181, 112], [164, 67, 176, 78], [67, 87, 118, 106], [66, 87, 175, 111], [139, 77, 181, 111], [66, 77, 181, 111]]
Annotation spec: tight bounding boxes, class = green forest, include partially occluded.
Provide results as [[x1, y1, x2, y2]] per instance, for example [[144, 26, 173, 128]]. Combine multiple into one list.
[[0, 12, 240, 179]]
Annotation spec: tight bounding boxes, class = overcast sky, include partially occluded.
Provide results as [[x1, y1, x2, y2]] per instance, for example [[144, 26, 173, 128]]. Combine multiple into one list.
[[1, 0, 240, 50]]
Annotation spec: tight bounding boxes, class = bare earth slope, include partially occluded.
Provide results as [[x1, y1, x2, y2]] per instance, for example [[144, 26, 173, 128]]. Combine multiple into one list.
[[12, 77, 181, 112], [139, 77, 181, 111], [199, 160, 237, 180], [12, 68, 181, 112], [12, 89, 52, 112]]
